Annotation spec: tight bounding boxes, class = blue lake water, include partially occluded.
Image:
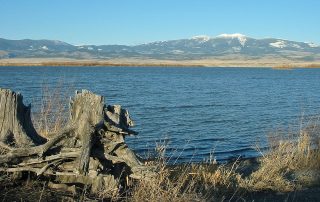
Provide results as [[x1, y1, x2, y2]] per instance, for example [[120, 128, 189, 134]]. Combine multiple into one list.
[[1, 66, 320, 162]]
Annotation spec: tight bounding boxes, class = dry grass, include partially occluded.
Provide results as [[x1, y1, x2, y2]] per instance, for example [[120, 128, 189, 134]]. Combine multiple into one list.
[[241, 126, 320, 192], [272, 63, 295, 69], [305, 63, 320, 68], [2, 57, 320, 68], [127, 158, 243, 201], [127, 120, 320, 201], [127, 143, 204, 201], [32, 82, 70, 137], [129, 168, 203, 202], [125, 141, 242, 201], [0, 145, 9, 155]]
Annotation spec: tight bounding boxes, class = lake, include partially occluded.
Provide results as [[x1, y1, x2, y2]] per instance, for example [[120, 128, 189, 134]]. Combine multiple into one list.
[[1, 66, 320, 162]]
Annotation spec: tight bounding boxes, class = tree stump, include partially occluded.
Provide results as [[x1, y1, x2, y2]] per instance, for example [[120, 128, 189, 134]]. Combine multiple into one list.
[[69, 90, 104, 175], [0, 88, 156, 195], [0, 89, 45, 147]]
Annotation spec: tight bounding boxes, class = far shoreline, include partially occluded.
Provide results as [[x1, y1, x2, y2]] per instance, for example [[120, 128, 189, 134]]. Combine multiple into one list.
[[1, 58, 320, 69]]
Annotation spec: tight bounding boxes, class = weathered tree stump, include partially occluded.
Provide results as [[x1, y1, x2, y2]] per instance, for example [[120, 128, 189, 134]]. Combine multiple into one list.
[[0, 89, 45, 147], [0, 88, 156, 195], [69, 90, 105, 175]]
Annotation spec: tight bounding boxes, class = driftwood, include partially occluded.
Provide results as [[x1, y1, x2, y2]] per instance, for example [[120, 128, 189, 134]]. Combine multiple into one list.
[[0, 88, 156, 194]]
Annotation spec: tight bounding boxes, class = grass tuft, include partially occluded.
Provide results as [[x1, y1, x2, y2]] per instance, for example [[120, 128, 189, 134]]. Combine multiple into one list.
[[32, 82, 70, 137], [241, 127, 320, 192]]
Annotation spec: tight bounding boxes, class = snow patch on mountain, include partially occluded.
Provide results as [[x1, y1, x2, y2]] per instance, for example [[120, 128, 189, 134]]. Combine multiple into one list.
[[270, 41, 286, 48], [307, 42, 319, 48], [171, 50, 184, 54], [147, 41, 166, 46], [232, 47, 241, 52], [217, 33, 246, 38], [217, 33, 247, 46], [191, 35, 211, 42], [41, 46, 48, 50], [291, 44, 301, 49], [238, 37, 247, 47]]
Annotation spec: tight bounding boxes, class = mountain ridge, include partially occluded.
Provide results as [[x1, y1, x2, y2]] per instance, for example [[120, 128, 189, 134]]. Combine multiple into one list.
[[1, 34, 320, 63]]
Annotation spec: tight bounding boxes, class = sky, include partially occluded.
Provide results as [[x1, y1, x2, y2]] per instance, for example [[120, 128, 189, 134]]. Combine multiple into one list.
[[0, 0, 319, 45]]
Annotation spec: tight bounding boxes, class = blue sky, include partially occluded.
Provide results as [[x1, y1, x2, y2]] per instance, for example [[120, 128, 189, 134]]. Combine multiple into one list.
[[0, 0, 319, 45]]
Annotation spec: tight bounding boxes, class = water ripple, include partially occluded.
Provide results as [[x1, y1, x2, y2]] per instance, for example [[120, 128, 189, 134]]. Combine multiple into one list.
[[1, 66, 320, 162]]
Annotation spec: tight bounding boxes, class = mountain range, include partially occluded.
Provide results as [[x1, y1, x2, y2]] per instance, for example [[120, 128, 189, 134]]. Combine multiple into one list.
[[1, 34, 320, 62]]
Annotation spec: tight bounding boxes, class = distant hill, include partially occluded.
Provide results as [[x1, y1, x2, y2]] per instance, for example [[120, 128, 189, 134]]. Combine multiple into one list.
[[1, 34, 320, 62]]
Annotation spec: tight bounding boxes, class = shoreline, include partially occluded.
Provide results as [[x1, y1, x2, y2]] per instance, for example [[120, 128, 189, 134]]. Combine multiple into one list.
[[1, 58, 320, 68]]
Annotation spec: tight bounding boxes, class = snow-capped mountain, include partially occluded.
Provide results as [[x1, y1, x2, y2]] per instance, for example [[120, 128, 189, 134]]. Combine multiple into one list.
[[0, 34, 319, 61], [216, 33, 248, 46]]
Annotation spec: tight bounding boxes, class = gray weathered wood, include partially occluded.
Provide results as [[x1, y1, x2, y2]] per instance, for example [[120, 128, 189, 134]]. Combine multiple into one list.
[[69, 90, 104, 175], [0, 89, 45, 147]]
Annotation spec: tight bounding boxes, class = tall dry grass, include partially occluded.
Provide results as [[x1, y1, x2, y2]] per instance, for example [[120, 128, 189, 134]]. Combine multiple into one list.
[[129, 168, 202, 201], [125, 141, 242, 201], [241, 124, 320, 192], [127, 120, 320, 201], [32, 82, 71, 137]]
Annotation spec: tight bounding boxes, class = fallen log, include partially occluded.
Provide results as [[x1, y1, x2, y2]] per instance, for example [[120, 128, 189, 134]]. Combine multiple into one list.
[[0, 88, 156, 195]]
